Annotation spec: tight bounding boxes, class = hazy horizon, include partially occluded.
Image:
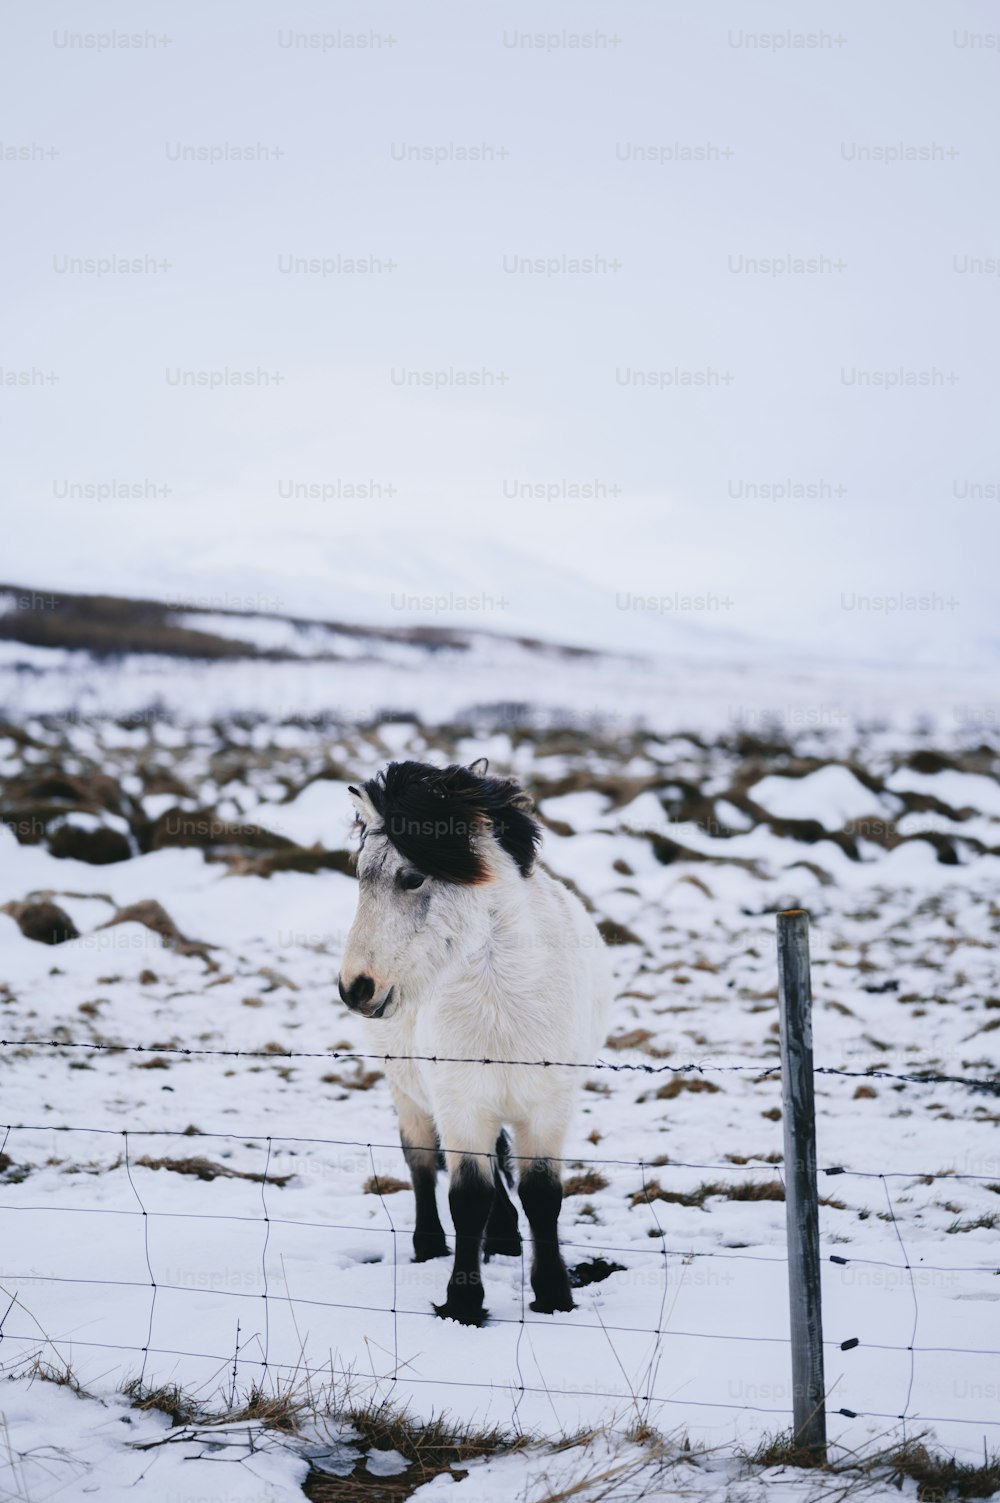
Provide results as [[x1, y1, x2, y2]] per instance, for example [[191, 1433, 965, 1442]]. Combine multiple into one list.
[[4, 0, 998, 667]]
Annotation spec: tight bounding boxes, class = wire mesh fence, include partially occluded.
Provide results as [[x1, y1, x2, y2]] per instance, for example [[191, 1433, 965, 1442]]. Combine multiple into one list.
[[1, 1052, 998, 1445]]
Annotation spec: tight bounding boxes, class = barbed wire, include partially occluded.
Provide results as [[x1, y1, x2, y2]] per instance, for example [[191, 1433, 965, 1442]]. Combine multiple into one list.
[[1, 1036, 997, 1092]]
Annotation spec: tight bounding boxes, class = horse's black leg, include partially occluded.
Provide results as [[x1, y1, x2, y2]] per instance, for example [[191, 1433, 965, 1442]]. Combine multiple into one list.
[[484, 1131, 522, 1259], [400, 1128, 448, 1262], [434, 1157, 494, 1326], [518, 1158, 573, 1314], [392, 1090, 449, 1267]]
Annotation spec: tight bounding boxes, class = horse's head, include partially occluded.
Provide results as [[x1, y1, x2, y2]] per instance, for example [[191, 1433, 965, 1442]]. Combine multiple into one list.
[[337, 759, 541, 1020]]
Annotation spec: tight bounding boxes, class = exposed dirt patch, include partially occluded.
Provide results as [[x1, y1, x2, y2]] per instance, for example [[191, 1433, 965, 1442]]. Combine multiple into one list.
[[596, 916, 644, 948], [363, 1175, 411, 1196], [563, 1170, 610, 1196], [225, 847, 355, 878], [630, 1178, 785, 1209], [98, 899, 215, 961], [49, 824, 132, 864], [655, 1076, 721, 1100], [134, 1154, 293, 1186], [1, 899, 79, 944]]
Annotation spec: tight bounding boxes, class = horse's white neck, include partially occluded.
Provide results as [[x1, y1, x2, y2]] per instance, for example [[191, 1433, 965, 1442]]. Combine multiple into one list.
[[457, 868, 541, 996], [404, 866, 537, 1008]]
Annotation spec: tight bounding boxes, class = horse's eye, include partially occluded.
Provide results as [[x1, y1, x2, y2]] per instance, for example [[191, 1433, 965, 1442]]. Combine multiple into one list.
[[399, 872, 426, 892]]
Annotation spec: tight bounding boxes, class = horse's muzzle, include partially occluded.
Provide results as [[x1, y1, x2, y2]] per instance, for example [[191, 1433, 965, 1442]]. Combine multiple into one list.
[[339, 972, 374, 1008], [338, 974, 395, 1019]]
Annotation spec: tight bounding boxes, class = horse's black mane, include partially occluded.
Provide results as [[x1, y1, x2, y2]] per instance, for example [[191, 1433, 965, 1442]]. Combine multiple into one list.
[[355, 760, 541, 883]]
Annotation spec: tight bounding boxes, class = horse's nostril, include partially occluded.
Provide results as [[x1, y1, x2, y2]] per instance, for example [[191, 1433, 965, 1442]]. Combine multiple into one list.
[[340, 973, 376, 1008]]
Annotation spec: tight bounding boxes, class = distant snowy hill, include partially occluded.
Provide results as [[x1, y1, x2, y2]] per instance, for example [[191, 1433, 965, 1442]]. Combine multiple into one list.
[[4, 519, 762, 661], [0, 580, 994, 735]]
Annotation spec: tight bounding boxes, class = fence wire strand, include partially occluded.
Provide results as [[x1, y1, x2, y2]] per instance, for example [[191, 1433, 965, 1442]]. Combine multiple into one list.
[[1, 1036, 997, 1093], [369, 1143, 399, 1388], [879, 1174, 920, 1433], [121, 1131, 157, 1387], [2, 1119, 997, 1187]]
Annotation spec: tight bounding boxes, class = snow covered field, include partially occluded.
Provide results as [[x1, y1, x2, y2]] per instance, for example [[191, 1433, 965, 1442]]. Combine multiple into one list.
[[0, 610, 998, 1501]]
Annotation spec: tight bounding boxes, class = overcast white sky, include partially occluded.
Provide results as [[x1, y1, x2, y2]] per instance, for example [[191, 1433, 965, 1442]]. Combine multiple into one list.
[[3, 0, 998, 664]]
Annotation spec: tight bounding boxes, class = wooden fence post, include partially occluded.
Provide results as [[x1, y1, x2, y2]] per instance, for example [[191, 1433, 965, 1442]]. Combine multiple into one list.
[[776, 908, 827, 1462]]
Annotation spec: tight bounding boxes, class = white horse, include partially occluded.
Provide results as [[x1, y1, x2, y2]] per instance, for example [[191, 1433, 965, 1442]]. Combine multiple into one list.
[[338, 759, 612, 1326]]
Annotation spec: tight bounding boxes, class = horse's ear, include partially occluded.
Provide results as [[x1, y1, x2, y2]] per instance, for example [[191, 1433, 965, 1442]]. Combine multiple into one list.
[[467, 757, 489, 778], [348, 784, 377, 823]]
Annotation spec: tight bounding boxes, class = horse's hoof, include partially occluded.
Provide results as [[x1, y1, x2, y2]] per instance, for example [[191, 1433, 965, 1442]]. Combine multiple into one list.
[[529, 1295, 575, 1314], [412, 1237, 449, 1263], [529, 1275, 575, 1314], [483, 1232, 522, 1260], [433, 1298, 488, 1327]]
